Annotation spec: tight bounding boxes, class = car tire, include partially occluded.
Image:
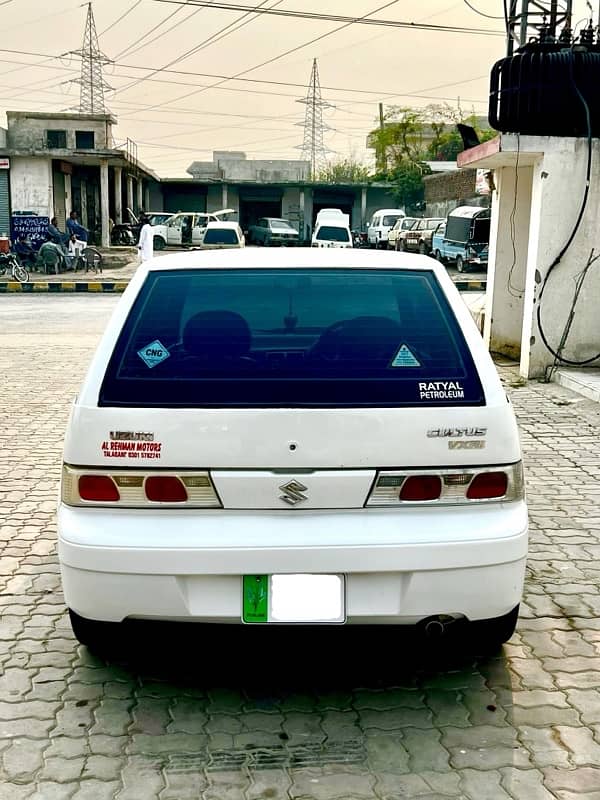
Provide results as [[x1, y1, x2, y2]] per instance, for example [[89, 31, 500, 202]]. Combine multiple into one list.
[[398, 240, 406, 252], [456, 256, 465, 273], [419, 241, 427, 255], [69, 609, 121, 652], [153, 236, 166, 251], [434, 249, 443, 262], [468, 604, 520, 652]]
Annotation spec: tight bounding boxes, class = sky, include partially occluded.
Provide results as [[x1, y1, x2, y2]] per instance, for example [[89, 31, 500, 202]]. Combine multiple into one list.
[[0, 0, 594, 177]]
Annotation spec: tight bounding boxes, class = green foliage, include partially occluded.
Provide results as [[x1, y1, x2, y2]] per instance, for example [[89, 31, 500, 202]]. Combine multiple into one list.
[[315, 158, 371, 183], [368, 103, 496, 212]]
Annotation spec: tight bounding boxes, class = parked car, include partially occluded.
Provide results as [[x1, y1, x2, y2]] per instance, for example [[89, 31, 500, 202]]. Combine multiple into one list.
[[248, 217, 299, 246], [432, 206, 490, 272], [111, 210, 174, 247], [402, 218, 445, 255], [152, 209, 235, 250], [58, 248, 526, 652], [367, 209, 405, 249], [388, 217, 418, 250], [200, 222, 245, 249], [311, 210, 352, 248]]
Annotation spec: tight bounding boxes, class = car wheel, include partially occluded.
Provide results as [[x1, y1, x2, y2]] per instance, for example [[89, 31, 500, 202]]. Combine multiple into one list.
[[69, 609, 121, 653], [153, 236, 166, 251], [434, 249, 443, 262], [456, 256, 465, 273], [468, 604, 520, 652], [419, 241, 428, 255], [398, 240, 406, 252]]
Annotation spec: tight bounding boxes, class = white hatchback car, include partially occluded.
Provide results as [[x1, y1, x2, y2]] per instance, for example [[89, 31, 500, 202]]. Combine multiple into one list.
[[59, 249, 527, 650], [200, 221, 245, 249]]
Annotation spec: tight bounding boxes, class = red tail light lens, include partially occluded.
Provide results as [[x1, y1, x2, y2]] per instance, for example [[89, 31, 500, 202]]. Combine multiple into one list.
[[400, 475, 442, 502], [467, 472, 508, 499], [145, 476, 188, 503], [78, 475, 120, 502]]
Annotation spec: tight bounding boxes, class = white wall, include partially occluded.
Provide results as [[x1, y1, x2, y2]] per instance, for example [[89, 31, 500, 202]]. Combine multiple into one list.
[[521, 138, 600, 377], [10, 156, 53, 216], [484, 165, 533, 360]]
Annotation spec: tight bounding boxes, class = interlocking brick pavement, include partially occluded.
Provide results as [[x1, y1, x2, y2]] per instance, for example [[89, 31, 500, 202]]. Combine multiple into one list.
[[1, 296, 600, 798]]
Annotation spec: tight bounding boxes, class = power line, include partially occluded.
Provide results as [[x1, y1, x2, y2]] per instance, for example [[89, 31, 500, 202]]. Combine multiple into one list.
[[99, 0, 144, 36], [149, 0, 504, 34], [117, 0, 404, 116], [462, 0, 504, 19], [114, 2, 188, 59], [113, 0, 284, 98], [117, 2, 209, 59]]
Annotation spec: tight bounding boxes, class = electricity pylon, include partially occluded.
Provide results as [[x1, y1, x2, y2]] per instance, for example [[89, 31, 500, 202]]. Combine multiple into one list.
[[505, 0, 573, 54], [73, 3, 112, 113], [296, 59, 333, 180]]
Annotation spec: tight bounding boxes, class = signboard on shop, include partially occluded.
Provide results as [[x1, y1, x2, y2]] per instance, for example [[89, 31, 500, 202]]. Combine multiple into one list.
[[0, 158, 10, 170], [11, 215, 50, 249]]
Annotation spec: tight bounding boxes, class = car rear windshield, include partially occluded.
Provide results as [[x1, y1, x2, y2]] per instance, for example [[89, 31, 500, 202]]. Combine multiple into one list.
[[100, 268, 485, 408], [382, 215, 402, 226], [203, 228, 238, 245], [271, 220, 294, 230], [316, 226, 350, 242]]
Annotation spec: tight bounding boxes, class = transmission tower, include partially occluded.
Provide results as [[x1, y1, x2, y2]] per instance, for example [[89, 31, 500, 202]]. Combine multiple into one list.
[[296, 59, 333, 179], [505, 0, 573, 55], [73, 3, 112, 113]]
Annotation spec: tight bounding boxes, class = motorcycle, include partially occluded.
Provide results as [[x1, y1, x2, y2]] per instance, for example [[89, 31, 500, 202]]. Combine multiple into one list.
[[0, 251, 28, 283]]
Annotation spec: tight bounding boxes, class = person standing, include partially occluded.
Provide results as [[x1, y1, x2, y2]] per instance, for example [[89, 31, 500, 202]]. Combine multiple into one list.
[[137, 216, 154, 263]]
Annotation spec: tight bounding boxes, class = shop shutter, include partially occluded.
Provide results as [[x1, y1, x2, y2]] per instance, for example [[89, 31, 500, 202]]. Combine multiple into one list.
[[0, 172, 9, 237]]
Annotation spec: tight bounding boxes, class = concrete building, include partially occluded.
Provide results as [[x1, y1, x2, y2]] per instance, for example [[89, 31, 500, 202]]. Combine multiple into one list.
[[159, 152, 398, 240], [0, 111, 159, 246], [459, 134, 600, 379]]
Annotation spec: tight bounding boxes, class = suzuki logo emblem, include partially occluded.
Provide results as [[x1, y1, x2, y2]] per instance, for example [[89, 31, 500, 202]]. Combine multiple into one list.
[[279, 479, 308, 506]]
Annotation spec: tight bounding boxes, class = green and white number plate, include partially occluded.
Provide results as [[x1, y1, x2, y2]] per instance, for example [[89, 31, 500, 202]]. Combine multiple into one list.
[[242, 574, 345, 624]]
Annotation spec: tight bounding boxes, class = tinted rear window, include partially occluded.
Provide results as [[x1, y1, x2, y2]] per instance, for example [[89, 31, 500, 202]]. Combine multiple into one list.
[[316, 226, 350, 242], [203, 228, 238, 244], [100, 268, 484, 408]]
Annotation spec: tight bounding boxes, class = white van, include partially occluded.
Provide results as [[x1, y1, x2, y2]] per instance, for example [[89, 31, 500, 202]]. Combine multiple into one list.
[[58, 249, 527, 651], [368, 209, 405, 249], [311, 209, 352, 248]]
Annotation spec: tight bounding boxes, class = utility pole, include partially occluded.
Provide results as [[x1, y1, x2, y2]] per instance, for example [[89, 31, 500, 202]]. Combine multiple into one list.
[[377, 102, 386, 173], [72, 3, 112, 113], [297, 59, 333, 180]]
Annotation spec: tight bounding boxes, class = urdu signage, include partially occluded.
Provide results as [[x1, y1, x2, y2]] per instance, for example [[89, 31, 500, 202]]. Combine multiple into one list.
[[0, 158, 9, 170]]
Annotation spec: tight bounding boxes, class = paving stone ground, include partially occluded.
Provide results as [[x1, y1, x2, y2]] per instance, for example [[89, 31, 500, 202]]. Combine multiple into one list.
[[1, 295, 600, 799]]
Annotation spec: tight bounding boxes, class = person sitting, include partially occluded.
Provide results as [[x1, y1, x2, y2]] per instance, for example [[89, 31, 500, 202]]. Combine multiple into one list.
[[66, 211, 89, 242], [47, 217, 68, 246], [38, 241, 65, 274], [14, 235, 37, 268]]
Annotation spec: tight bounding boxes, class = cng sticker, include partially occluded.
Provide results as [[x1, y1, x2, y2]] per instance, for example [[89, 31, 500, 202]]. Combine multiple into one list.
[[390, 344, 421, 368], [137, 339, 170, 369]]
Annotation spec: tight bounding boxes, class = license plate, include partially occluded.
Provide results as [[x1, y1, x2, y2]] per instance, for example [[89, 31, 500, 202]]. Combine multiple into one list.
[[242, 574, 345, 623]]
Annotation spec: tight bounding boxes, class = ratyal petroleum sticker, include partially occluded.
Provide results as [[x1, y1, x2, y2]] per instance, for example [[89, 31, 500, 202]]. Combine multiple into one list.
[[418, 381, 465, 400]]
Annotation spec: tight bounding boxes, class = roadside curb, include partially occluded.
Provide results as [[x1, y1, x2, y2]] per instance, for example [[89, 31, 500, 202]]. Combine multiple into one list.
[[0, 281, 129, 293], [453, 280, 486, 291]]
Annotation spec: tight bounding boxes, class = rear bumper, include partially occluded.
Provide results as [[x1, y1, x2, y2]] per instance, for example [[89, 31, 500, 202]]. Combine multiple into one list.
[[58, 504, 528, 624]]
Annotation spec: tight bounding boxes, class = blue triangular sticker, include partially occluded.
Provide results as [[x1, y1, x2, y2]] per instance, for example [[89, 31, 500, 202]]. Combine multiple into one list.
[[391, 344, 421, 368]]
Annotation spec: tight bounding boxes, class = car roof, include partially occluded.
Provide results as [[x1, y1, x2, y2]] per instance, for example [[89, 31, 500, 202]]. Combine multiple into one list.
[[143, 248, 442, 273], [204, 221, 240, 230], [373, 209, 404, 215]]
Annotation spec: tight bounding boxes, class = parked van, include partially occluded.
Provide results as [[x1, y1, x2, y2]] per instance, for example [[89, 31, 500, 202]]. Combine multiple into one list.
[[367, 209, 405, 249], [59, 248, 526, 651], [311, 209, 352, 248], [432, 206, 490, 272]]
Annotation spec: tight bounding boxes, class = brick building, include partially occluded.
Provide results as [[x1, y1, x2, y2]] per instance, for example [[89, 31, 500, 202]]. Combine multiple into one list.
[[424, 168, 490, 217]]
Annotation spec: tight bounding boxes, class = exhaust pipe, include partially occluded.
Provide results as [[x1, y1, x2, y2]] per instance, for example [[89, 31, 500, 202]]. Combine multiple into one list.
[[423, 618, 446, 638]]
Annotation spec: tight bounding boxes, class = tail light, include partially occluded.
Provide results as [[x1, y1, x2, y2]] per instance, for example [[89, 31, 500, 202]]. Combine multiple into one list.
[[400, 475, 442, 502], [145, 476, 187, 503], [78, 475, 119, 502], [62, 466, 221, 508], [367, 462, 523, 506], [467, 471, 508, 499]]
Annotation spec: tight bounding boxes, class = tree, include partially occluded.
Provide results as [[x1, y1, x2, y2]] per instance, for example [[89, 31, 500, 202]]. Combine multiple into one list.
[[315, 158, 370, 183]]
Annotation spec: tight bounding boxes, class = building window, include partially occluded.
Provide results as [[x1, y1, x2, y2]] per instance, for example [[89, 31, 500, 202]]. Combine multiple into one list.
[[75, 131, 95, 149], [46, 130, 67, 149]]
